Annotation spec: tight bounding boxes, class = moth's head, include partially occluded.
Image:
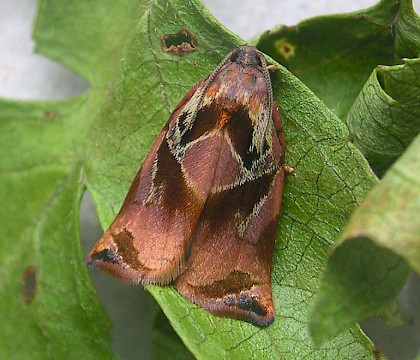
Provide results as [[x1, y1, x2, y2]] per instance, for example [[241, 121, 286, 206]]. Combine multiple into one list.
[[229, 46, 267, 69]]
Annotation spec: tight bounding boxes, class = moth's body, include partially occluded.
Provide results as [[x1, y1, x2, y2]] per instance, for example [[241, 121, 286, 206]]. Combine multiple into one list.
[[87, 46, 285, 326]]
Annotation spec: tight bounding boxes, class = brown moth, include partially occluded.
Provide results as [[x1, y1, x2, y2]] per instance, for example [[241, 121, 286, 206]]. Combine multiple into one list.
[[86, 45, 286, 326]]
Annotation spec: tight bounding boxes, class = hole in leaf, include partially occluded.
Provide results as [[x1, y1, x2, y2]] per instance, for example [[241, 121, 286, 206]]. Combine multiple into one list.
[[161, 29, 197, 56], [22, 266, 38, 304]]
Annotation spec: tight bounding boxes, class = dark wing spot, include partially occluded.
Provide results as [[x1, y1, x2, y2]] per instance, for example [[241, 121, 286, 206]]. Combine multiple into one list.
[[177, 111, 189, 133], [90, 249, 121, 265], [205, 172, 275, 228], [112, 229, 141, 270], [195, 271, 255, 298], [237, 293, 267, 316], [154, 140, 192, 211], [225, 108, 259, 170], [177, 103, 220, 147]]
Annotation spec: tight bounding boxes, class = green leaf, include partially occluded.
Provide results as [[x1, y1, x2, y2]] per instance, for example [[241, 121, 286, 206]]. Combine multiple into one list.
[[347, 58, 420, 176], [0, 98, 115, 359], [152, 311, 195, 360], [0, 0, 142, 357], [1, 0, 401, 359], [254, 0, 417, 120], [394, 0, 420, 57], [310, 134, 420, 345]]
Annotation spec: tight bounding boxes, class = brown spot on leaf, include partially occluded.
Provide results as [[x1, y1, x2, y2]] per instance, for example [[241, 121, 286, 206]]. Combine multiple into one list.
[[356, 14, 369, 20], [22, 266, 38, 304], [274, 38, 296, 60], [43, 110, 58, 119], [373, 347, 385, 359], [161, 29, 197, 56]]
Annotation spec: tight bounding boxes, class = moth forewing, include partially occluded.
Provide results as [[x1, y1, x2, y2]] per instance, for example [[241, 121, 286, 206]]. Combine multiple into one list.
[[87, 46, 285, 326]]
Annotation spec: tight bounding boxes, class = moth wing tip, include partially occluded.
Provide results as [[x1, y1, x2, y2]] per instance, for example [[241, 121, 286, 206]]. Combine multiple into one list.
[[176, 280, 275, 327]]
